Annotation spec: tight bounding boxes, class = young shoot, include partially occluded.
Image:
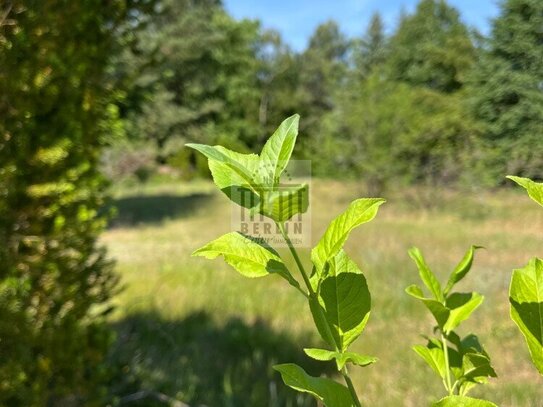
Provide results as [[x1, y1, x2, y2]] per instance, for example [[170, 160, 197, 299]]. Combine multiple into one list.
[[405, 246, 497, 406], [188, 114, 384, 407]]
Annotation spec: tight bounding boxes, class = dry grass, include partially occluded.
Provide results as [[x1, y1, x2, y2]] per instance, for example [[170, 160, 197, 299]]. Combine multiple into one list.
[[103, 179, 543, 406]]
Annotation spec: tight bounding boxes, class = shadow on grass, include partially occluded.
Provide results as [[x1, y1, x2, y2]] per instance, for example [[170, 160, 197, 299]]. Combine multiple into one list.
[[107, 193, 212, 228], [108, 310, 334, 407]]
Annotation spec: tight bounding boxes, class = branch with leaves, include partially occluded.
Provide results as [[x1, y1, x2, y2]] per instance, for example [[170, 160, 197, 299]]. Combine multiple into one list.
[[406, 246, 497, 406], [188, 114, 384, 407]]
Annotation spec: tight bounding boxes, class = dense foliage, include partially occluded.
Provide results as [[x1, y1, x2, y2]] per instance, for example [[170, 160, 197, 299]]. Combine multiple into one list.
[[470, 0, 543, 183], [0, 1, 151, 404], [115, 0, 542, 187]]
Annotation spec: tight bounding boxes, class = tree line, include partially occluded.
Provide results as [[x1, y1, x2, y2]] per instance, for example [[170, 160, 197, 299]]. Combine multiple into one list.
[[116, 0, 543, 190]]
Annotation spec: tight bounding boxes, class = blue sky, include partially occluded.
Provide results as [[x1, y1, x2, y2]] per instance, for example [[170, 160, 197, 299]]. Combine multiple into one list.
[[224, 0, 500, 51]]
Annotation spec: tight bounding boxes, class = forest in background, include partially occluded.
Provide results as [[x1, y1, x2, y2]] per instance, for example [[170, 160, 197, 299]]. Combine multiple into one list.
[[109, 0, 543, 192]]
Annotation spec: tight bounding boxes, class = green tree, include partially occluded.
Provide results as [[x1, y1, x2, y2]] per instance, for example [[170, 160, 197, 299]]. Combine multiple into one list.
[[387, 0, 475, 92], [468, 0, 543, 183], [254, 29, 301, 145], [296, 20, 350, 159], [327, 74, 479, 191], [354, 12, 388, 79], [0, 1, 151, 404], [121, 0, 262, 162]]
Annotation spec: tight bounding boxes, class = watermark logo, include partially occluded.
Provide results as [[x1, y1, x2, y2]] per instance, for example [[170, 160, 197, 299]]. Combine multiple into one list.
[[230, 160, 311, 248]]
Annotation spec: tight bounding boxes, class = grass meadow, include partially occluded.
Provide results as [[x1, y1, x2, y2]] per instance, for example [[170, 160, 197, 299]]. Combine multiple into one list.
[[103, 178, 543, 406]]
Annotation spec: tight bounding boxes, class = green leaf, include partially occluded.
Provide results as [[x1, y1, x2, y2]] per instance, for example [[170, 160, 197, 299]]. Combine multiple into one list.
[[412, 344, 446, 379], [303, 348, 338, 362], [459, 334, 486, 354], [433, 396, 497, 407], [339, 353, 377, 369], [186, 144, 258, 188], [407, 287, 484, 336], [309, 295, 337, 348], [507, 175, 543, 207], [405, 285, 449, 329], [446, 333, 492, 384], [272, 262, 303, 293], [273, 363, 353, 407], [304, 348, 377, 370], [419, 336, 464, 381], [259, 114, 299, 186], [509, 257, 543, 375], [408, 247, 444, 302], [461, 352, 497, 383], [443, 292, 484, 333], [192, 232, 288, 278], [258, 183, 309, 222], [187, 144, 261, 209], [317, 251, 371, 351], [311, 198, 385, 273], [444, 246, 483, 296]]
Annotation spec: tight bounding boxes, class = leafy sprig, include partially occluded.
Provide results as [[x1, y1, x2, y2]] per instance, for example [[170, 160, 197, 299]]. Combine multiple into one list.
[[406, 246, 497, 406], [188, 114, 384, 406]]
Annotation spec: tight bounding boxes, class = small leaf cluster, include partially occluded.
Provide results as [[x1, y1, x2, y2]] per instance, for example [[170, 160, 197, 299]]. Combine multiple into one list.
[[406, 247, 497, 406], [189, 115, 384, 406], [507, 176, 543, 375], [187, 114, 308, 224]]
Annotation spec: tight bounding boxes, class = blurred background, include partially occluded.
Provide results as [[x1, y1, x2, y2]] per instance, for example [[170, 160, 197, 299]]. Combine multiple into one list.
[[0, 0, 542, 406]]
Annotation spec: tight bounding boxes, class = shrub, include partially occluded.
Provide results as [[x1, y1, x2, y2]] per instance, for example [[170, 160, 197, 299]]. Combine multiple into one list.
[[0, 1, 150, 404]]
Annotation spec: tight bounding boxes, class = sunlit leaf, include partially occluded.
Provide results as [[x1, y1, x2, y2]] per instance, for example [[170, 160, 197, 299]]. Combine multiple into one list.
[[444, 292, 484, 333], [408, 247, 444, 302], [317, 251, 371, 351], [187, 143, 261, 209], [507, 175, 543, 207], [412, 344, 446, 379], [192, 232, 288, 278], [304, 348, 377, 370], [259, 114, 299, 187], [509, 257, 543, 375], [311, 198, 385, 273], [273, 363, 353, 407], [444, 246, 483, 296], [186, 144, 258, 187], [258, 183, 309, 222], [405, 285, 449, 329]]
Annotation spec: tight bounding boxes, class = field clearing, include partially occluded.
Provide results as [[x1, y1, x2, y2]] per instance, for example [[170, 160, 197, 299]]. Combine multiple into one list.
[[103, 179, 543, 406]]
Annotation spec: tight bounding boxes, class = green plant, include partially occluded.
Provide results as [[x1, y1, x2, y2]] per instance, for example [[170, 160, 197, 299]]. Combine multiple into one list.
[[188, 114, 384, 406], [405, 247, 497, 406], [506, 176, 543, 375], [0, 2, 152, 404]]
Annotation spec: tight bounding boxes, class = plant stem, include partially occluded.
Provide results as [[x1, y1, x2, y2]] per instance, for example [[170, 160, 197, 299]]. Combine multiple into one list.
[[277, 222, 363, 407], [277, 222, 313, 293], [342, 366, 362, 407], [451, 379, 460, 395], [441, 332, 453, 395]]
